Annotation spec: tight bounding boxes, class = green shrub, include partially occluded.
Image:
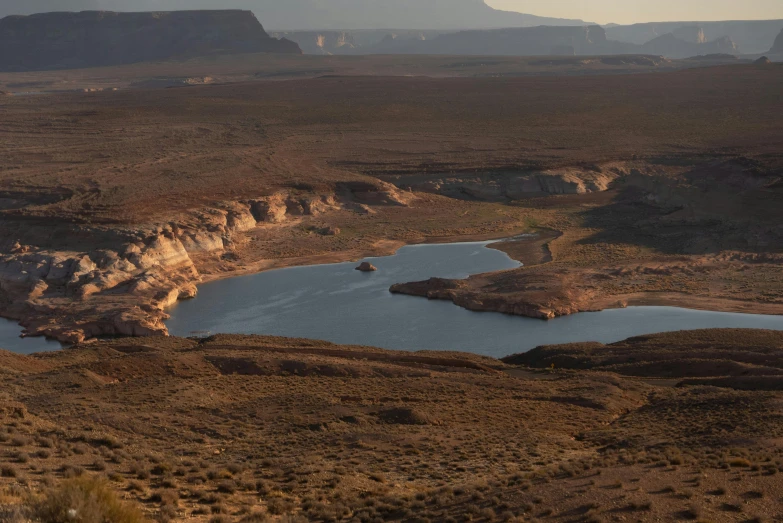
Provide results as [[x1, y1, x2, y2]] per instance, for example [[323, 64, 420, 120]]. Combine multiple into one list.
[[30, 476, 147, 523]]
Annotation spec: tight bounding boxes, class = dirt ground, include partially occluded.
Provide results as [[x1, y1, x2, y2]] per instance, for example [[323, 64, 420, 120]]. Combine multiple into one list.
[[1, 329, 783, 521]]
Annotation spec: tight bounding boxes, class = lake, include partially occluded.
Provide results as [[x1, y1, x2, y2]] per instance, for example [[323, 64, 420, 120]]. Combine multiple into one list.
[[164, 241, 783, 357], [4, 240, 782, 356], [0, 317, 64, 355]]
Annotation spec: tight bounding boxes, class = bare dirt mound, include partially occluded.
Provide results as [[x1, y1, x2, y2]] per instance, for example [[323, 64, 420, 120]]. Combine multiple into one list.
[[505, 329, 783, 385], [0, 349, 52, 375]]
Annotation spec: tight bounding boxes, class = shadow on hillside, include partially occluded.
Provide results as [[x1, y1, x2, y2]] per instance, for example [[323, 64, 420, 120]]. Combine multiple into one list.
[[577, 168, 783, 255]]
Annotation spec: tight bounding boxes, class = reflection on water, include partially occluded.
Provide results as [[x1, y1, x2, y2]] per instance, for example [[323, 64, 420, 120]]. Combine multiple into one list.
[[166, 241, 783, 357]]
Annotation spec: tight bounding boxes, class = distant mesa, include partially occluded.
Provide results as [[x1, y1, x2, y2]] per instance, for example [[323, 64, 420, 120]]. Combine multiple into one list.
[[275, 24, 748, 61], [639, 33, 739, 59], [275, 18, 783, 58], [771, 28, 783, 54], [367, 25, 614, 56], [311, 25, 741, 60], [605, 20, 783, 55], [272, 31, 358, 56], [671, 26, 706, 44], [0, 0, 589, 31], [356, 262, 378, 272], [0, 10, 302, 72], [235, 0, 589, 31]]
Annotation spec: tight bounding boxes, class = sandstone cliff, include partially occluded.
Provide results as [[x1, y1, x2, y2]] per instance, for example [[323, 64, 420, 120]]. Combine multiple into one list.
[[0, 10, 301, 72], [0, 182, 416, 344]]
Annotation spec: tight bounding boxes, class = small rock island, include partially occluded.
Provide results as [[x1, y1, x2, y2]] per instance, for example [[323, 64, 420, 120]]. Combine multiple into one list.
[[356, 262, 378, 272]]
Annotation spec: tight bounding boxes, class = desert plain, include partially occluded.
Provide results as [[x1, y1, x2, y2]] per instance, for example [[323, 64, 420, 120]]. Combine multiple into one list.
[[0, 51, 782, 522]]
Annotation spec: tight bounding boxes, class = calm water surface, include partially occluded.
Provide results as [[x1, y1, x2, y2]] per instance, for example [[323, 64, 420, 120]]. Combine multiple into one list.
[[166, 241, 783, 357], [0, 318, 63, 355]]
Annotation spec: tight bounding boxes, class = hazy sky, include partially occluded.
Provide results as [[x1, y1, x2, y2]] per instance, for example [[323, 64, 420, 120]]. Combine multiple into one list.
[[487, 0, 783, 24]]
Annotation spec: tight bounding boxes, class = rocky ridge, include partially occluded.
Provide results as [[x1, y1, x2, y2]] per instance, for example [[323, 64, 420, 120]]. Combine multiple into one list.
[[385, 163, 628, 200]]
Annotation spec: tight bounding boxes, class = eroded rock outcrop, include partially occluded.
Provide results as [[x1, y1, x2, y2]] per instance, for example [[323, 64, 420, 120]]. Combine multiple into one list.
[[0, 185, 400, 343], [0, 10, 302, 72], [389, 164, 626, 201], [0, 229, 200, 343]]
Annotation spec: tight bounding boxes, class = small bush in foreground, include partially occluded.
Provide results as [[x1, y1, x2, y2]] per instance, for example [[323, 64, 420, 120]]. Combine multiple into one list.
[[30, 475, 147, 523]]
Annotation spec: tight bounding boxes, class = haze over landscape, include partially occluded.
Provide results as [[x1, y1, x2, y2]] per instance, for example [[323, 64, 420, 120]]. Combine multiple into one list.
[[488, 0, 783, 24], [2, 0, 782, 27], [1, 1, 783, 522]]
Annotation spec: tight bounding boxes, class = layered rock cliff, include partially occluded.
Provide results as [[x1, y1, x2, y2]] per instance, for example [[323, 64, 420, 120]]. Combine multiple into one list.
[[0, 10, 301, 72]]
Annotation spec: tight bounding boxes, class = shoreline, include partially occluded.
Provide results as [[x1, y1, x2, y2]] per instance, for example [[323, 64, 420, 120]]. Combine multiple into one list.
[[195, 228, 532, 285]]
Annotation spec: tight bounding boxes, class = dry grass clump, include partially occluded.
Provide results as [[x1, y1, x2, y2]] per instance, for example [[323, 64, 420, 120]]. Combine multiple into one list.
[[729, 458, 752, 468], [29, 475, 147, 523], [680, 504, 702, 520]]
